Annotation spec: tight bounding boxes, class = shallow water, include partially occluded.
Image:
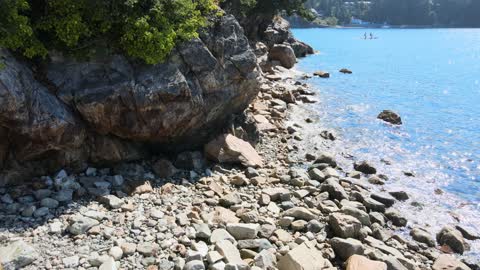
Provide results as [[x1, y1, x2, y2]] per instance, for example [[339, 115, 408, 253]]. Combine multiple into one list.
[[292, 28, 480, 261]]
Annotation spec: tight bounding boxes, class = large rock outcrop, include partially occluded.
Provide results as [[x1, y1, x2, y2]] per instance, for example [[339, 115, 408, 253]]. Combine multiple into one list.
[[0, 15, 260, 186], [263, 17, 314, 58], [251, 16, 313, 72]]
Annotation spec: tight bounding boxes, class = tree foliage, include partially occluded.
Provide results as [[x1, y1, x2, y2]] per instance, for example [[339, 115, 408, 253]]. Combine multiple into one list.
[[0, 0, 218, 64], [222, 0, 312, 19], [304, 0, 363, 24], [303, 0, 480, 27], [365, 0, 480, 26]]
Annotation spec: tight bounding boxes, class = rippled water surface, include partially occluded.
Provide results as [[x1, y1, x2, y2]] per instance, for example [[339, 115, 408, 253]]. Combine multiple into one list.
[[292, 28, 480, 260]]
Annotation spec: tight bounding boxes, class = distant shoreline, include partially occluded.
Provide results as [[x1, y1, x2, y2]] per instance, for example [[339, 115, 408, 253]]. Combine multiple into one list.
[[292, 24, 480, 29]]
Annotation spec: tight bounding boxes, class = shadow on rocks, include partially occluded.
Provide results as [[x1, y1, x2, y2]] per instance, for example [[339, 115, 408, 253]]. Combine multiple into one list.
[[0, 154, 216, 234]]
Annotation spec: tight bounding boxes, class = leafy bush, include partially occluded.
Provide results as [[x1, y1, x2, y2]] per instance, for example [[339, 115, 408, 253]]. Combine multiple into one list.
[[0, 0, 218, 64], [222, 0, 311, 18]]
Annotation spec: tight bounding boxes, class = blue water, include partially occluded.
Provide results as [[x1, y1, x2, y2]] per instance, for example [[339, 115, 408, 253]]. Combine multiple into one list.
[[292, 28, 480, 257]]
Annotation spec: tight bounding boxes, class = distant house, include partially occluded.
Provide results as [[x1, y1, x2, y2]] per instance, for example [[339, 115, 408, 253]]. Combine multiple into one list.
[[344, 1, 372, 6], [350, 17, 370, 25]]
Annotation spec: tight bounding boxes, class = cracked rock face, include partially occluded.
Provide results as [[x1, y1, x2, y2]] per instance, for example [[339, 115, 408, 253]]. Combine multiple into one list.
[[0, 14, 260, 186]]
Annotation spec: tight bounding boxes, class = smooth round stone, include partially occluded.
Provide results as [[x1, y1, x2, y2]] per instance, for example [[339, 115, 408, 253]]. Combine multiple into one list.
[[109, 246, 123, 260], [41, 198, 59, 208], [33, 207, 50, 218]]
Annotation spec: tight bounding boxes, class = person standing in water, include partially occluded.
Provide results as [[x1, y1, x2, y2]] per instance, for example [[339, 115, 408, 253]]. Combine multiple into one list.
[[370, 32, 373, 39], [364, 32, 367, 39]]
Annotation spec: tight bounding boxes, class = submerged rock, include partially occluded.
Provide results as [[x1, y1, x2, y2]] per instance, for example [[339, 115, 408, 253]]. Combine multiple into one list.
[[377, 110, 402, 125], [340, 68, 353, 74]]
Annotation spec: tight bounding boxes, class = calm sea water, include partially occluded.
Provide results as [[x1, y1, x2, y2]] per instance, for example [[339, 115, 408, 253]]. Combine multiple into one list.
[[292, 28, 480, 259]]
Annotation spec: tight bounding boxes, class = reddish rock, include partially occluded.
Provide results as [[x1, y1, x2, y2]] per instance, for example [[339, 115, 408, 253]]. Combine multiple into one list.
[[432, 254, 471, 270], [346, 255, 387, 270], [132, 181, 153, 195], [205, 134, 263, 168]]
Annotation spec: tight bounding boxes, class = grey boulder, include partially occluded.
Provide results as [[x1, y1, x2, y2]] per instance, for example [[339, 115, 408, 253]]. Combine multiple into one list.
[[268, 44, 296, 69], [0, 240, 38, 269], [0, 14, 260, 186]]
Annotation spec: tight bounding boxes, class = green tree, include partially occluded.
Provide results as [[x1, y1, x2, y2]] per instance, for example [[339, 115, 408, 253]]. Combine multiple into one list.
[[0, 0, 217, 64], [304, 0, 479, 26], [222, 0, 312, 18]]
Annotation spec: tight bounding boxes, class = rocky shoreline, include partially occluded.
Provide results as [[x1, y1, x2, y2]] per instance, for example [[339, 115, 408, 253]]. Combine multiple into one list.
[[1, 59, 479, 270]]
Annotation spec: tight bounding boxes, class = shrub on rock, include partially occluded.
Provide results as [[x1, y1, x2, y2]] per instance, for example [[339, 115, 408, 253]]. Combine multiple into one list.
[[0, 0, 217, 64]]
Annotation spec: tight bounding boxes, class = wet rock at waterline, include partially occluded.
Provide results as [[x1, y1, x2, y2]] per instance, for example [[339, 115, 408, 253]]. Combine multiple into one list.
[[320, 130, 336, 141], [437, 226, 470, 254], [261, 16, 314, 59], [290, 40, 315, 57], [313, 71, 330, 78], [455, 225, 480, 241], [377, 110, 402, 125], [268, 44, 297, 69], [354, 161, 377, 174]]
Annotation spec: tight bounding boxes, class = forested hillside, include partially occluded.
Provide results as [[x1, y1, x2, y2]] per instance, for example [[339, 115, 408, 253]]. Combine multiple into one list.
[[303, 0, 480, 27]]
